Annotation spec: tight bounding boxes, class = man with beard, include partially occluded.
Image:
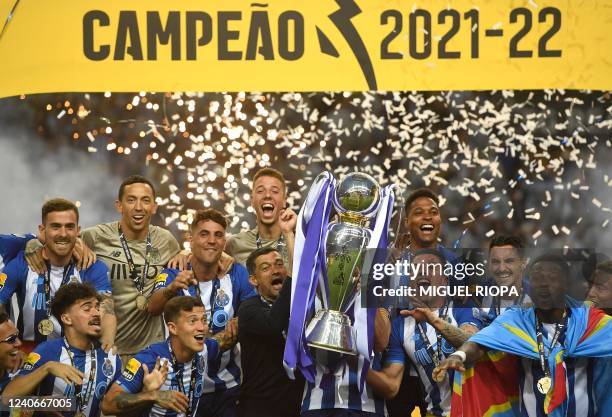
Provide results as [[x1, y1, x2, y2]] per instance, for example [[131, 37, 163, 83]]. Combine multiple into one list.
[[478, 235, 530, 325], [102, 296, 218, 417], [236, 247, 303, 417], [434, 254, 612, 417], [225, 168, 297, 268], [0, 312, 22, 395], [147, 209, 253, 417], [4, 282, 122, 417], [367, 250, 483, 417], [587, 260, 612, 315], [0, 199, 113, 353]]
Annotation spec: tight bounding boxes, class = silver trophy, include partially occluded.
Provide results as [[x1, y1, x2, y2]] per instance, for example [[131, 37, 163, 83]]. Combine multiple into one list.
[[305, 172, 381, 363]]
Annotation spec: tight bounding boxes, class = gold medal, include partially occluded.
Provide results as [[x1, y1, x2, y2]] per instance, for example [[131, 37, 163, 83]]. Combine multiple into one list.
[[74, 411, 87, 417], [37, 318, 54, 336], [537, 376, 552, 394], [135, 294, 148, 311]]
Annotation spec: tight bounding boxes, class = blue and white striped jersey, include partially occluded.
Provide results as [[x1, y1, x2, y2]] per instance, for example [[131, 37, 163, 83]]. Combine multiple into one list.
[[153, 263, 255, 394], [0, 251, 111, 342], [18, 338, 121, 417], [116, 339, 220, 417], [301, 353, 386, 416], [385, 302, 483, 417], [0, 234, 35, 271], [300, 301, 386, 416], [518, 323, 596, 417]]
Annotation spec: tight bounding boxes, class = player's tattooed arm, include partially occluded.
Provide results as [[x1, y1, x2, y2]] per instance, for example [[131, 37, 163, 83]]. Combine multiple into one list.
[[100, 295, 117, 353], [102, 384, 189, 414], [401, 308, 479, 349], [429, 316, 479, 349]]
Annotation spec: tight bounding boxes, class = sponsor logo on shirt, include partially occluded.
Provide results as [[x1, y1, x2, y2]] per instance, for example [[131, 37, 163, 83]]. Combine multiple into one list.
[[154, 273, 168, 290], [0, 273, 6, 291], [23, 352, 41, 371], [122, 358, 141, 381]]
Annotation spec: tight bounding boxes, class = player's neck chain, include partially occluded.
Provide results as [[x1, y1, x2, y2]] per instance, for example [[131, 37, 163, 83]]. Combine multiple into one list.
[[118, 225, 152, 311], [38, 262, 73, 336], [63, 337, 96, 417], [534, 308, 568, 395], [416, 302, 450, 367], [167, 339, 197, 417]]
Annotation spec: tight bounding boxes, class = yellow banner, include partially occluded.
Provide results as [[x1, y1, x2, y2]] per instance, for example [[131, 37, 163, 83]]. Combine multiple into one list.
[[0, 0, 610, 97]]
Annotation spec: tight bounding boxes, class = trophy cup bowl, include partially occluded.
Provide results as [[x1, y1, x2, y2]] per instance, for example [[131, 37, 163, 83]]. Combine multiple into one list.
[[305, 172, 380, 364]]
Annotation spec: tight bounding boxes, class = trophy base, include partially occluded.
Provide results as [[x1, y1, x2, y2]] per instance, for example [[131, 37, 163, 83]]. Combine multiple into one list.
[[305, 309, 357, 356]]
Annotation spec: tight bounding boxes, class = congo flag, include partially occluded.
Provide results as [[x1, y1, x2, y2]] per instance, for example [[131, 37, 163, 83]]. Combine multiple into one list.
[[450, 350, 520, 417], [451, 306, 612, 417]]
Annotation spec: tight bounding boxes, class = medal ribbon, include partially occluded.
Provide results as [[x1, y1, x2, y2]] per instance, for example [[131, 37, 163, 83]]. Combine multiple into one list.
[[415, 303, 449, 367], [43, 262, 73, 317], [63, 338, 96, 415], [118, 225, 152, 294], [535, 309, 567, 381], [208, 279, 224, 333], [167, 340, 197, 417]]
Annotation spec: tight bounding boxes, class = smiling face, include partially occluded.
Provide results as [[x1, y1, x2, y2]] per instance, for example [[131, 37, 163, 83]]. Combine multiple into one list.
[[167, 306, 208, 353], [40, 210, 80, 263], [61, 297, 102, 339], [488, 245, 524, 288], [249, 250, 287, 301], [0, 319, 21, 372], [191, 219, 225, 267], [251, 175, 286, 226], [410, 253, 447, 306], [115, 182, 157, 237], [587, 270, 612, 312], [405, 197, 442, 250]]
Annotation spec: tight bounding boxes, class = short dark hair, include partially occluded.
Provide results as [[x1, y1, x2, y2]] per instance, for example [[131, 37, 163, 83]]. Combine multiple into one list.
[[489, 235, 524, 256], [191, 208, 227, 232], [405, 188, 438, 213], [51, 282, 99, 323], [594, 260, 612, 276], [42, 198, 79, 224], [412, 248, 446, 264], [252, 168, 286, 192], [163, 296, 204, 325], [528, 254, 570, 278], [246, 247, 280, 275], [0, 311, 8, 325], [118, 175, 156, 200]]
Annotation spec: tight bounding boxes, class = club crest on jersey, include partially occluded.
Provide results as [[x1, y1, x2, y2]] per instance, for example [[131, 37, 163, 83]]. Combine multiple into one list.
[[103, 357, 115, 377], [150, 248, 161, 264], [0, 273, 6, 290], [23, 352, 41, 371], [122, 358, 141, 381]]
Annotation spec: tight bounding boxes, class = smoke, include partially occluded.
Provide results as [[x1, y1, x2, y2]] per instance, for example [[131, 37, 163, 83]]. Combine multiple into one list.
[[0, 128, 120, 234]]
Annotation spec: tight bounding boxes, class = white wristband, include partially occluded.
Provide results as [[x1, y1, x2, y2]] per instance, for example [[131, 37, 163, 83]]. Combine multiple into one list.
[[450, 351, 467, 362]]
